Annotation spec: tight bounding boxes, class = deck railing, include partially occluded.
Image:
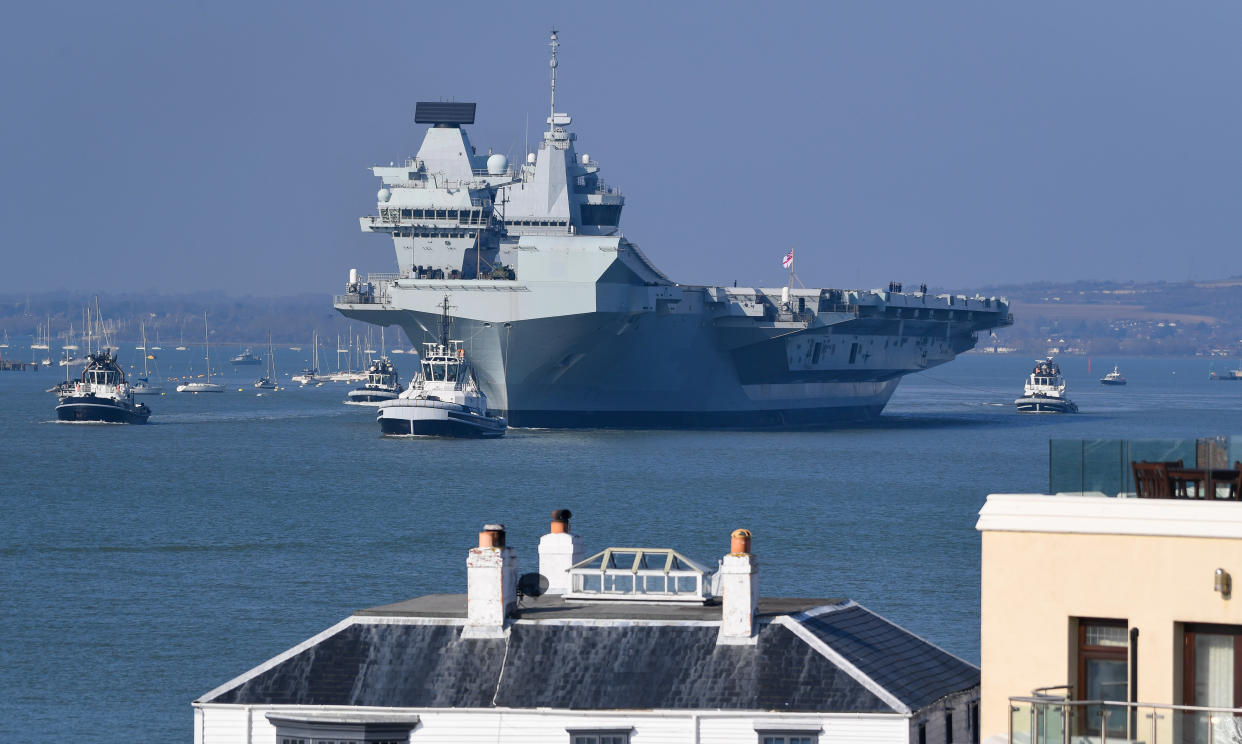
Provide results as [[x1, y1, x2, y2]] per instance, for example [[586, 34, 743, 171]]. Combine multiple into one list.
[[1010, 694, 1242, 744]]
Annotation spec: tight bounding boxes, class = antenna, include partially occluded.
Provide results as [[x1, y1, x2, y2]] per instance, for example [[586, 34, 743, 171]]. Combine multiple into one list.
[[548, 29, 559, 133], [438, 295, 454, 348]]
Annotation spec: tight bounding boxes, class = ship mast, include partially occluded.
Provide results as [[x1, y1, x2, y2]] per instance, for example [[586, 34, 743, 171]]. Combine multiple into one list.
[[548, 29, 559, 135], [437, 295, 453, 349]]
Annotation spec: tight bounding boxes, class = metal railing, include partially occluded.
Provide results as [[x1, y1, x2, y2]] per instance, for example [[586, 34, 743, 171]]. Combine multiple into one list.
[[1010, 695, 1242, 744]]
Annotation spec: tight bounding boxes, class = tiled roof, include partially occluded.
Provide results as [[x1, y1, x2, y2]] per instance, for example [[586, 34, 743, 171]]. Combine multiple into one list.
[[795, 603, 979, 710], [202, 597, 978, 715]]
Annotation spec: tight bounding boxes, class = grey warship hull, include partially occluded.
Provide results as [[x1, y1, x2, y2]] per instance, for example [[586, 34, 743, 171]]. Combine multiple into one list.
[[333, 34, 1011, 429], [338, 275, 1006, 429]]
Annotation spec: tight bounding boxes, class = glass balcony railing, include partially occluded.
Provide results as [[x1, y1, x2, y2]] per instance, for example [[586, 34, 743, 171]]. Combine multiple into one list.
[[1049, 436, 1242, 497], [1010, 695, 1242, 744]]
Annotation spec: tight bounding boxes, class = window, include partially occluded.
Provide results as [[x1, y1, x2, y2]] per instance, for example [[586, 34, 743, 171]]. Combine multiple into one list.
[[945, 711, 953, 743], [1075, 618, 1129, 739], [1183, 623, 1242, 743], [759, 735, 817, 744], [569, 730, 630, 744]]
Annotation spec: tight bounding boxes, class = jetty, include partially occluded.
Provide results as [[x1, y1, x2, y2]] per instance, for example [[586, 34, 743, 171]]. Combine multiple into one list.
[[0, 357, 39, 371]]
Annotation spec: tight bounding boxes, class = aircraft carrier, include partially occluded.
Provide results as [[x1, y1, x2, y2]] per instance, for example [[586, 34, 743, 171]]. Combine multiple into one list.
[[335, 32, 1012, 428]]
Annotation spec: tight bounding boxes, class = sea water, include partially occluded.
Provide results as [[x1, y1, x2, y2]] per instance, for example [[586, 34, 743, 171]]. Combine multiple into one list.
[[2, 353, 1241, 738]]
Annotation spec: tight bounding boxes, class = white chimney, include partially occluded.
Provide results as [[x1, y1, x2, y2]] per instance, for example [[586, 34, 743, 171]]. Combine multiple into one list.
[[717, 528, 758, 645], [462, 523, 517, 639], [538, 509, 584, 594]]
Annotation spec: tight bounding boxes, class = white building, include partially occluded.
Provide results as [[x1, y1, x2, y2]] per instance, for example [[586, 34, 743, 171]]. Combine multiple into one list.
[[196, 511, 980, 744]]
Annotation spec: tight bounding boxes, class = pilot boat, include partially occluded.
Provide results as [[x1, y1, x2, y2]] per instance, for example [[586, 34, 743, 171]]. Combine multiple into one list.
[[1015, 357, 1078, 413], [345, 356, 401, 405], [55, 350, 151, 424], [376, 297, 506, 437], [1099, 365, 1127, 386]]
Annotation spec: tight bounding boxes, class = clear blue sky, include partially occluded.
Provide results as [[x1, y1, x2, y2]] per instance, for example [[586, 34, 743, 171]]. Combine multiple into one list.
[[1, 1, 1238, 295]]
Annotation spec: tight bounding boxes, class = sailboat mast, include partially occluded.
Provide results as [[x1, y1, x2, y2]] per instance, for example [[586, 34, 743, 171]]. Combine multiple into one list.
[[203, 312, 211, 383]]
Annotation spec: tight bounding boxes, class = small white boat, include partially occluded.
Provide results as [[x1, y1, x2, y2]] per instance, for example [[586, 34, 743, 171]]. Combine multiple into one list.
[[377, 297, 506, 437], [1015, 357, 1078, 413], [177, 313, 225, 393], [1099, 365, 1127, 386], [291, 332, 322, 384], [254, 332, 278, 389]]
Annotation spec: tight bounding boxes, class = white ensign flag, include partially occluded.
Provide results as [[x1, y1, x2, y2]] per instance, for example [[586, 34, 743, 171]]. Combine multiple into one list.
[[781, 249, 794, 270]]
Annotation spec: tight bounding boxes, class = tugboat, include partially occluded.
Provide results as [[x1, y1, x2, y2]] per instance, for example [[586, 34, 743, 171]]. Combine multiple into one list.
[[229, 347, 262, 365], [55, 350, 151, 424], [345, 356, 401, 405], [1099, 365, 1127, 386], [376, 297, 506, 437], [1015, 357, 1078, 414]]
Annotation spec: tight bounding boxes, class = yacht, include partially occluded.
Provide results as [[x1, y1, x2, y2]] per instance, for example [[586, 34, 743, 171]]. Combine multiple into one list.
[[1015, 357, 1078, 413], [1099, 365, 1127, 386], [376, 297, 506, 437], [345, 357, 401, 405], [291, 332, 321, 384], [176, 313, 225, 393], [229, 347, 262, 365], [254, 332, 278, 389], [55, 350, 151, 424], [131, 321, 164, 395]]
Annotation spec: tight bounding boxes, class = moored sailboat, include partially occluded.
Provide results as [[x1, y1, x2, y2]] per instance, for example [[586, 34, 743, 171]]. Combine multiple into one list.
[[176, 313, 225, 393]]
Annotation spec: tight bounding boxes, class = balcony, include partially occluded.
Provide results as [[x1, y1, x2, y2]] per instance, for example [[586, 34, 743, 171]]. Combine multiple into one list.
[[1010, 694, 1242, 744], [1050, 436, 1242, 498]]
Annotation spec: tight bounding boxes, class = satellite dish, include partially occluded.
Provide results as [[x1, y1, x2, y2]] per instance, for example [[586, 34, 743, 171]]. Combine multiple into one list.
[[517, 572, 549, 599]]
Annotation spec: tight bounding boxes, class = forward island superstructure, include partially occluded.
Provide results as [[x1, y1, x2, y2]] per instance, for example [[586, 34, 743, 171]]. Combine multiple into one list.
[[336, 32, 1012, 428]]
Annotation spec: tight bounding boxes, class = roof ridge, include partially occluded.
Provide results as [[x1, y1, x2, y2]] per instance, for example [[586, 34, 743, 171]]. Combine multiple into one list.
[[772, 614, 911, 714]]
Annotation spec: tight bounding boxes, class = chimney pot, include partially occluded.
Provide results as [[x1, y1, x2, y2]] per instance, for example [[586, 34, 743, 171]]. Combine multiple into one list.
[[730, 528, 752, 555], [479, 523, 506, 548], [550, 509, 572, 534]]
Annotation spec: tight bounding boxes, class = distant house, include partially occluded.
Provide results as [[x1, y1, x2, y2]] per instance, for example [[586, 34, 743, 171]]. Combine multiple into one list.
[[196, 512, 980, 744]]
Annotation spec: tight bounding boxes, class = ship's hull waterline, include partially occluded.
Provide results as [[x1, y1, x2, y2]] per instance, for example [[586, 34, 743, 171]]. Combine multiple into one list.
[[56, 397, 151, 424]]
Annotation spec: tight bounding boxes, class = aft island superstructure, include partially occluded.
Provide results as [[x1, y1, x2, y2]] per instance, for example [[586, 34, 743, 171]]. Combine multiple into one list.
[[336, 32, 1012, 428]]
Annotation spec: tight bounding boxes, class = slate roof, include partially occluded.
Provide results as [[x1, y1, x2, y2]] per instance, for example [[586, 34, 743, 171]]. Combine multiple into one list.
[[201, 595, 978, 715]]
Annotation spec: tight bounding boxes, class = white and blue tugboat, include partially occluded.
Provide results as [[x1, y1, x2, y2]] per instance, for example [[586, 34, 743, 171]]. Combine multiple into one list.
[[55, 350, 151, 424], [377, 297, 506, 437], [346, 356, 401, 405], [1015, 357, 1078, 414]]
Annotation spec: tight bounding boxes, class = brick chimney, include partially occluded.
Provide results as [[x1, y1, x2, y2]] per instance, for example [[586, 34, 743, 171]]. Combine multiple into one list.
[[717, 528, 758, 645], [538, 509, 584, 595], [462, 523, 518, 639]]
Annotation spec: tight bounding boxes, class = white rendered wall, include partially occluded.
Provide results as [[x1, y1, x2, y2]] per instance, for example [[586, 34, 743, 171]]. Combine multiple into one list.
[[196, 706, 914, 744]]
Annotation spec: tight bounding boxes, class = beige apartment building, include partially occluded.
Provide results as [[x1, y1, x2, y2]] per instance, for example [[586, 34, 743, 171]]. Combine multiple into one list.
[[977, 493, 1242, 743]]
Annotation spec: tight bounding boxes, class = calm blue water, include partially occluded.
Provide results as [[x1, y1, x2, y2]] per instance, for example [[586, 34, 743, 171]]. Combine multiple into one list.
[[3, 352, 1241, 739]]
